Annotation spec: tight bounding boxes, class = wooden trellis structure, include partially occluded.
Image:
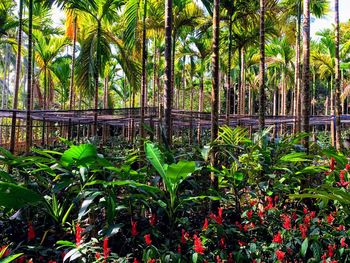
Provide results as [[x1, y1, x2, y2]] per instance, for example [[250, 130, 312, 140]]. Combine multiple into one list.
[[0, 107, 346, 153]]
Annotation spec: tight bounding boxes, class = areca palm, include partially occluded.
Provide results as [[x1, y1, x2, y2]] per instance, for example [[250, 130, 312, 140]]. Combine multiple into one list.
[[72, 0, 124, 135], [33, 30, 69, 109]]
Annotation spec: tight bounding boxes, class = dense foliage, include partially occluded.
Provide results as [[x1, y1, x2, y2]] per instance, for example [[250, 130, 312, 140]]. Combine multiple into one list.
[[1, 128, 350, 262]]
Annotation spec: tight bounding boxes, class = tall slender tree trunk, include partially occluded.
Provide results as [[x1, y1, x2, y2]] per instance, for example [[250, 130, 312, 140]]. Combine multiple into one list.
[[294, 0, 302, 133], [153, 39, 157, 108], [69, 15, 77, 110], [239, 48, 245, 115], [163, 0, 173, 147], [335, 0, 342, 150], [259, 0, 266, 129], [226, 17, 233, 124], [211, 0, 220, 209], [26, 0, 33, 153], [10, 0, 23, 153], [301, 0, 310, 152], [93, 21, 101, 137], [140, 0, 148, 141], [197, 72, 204, 144]]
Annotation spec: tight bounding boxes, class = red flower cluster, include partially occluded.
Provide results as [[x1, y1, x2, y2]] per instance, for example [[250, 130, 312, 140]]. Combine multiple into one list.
[[246, 210, 253, 220], [337, 170, 349, 187], [275, 249, 285, 261], [341, 237, 348, 248], [103, 237, 110, 260], [299, 224, 308, 239], [328, 243, 336, 258], [133, 258, 140, 263], [75, 223, 83, 246], [144, 234, 152, 246], [131, 220, 138, 237], [181, 229, 189, 244], [210, 207, 223, 225], [272, 231, 283, 244], [327, 213, 335, 224], [281, 214, 291, 230], [219, 237, 226, 249], [193, 235, 205, 254], [202, 218, 208, 231], [28, 222, 35, 241]]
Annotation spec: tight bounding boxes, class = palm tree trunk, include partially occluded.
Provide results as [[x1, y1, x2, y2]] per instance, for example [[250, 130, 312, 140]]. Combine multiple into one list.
[[153, 39, 157, 108], [301, 0, 310, 151], [226, 17, 233, 124], [163, 0, 173, 147], [69, 15, 77, 110], [197, 73, 204, 144], [335, 0, 342, 150], [240, 47, 245, 115], [259, 0, 266, 129], [140, 0, 148, 141], [294, 0, 302, 133], [93, 20, 102, 137], [210, 0, 220, 209], [10, 0, 23, 153], [26, 0, 33, 153]]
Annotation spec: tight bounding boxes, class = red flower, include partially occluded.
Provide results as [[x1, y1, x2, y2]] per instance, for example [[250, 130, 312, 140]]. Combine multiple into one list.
[[281, 214, 291, 230], [131, 220, 138, 237], [299, 224, 308, 239], [303, 207, 308, 214], [328, 244, 336, 257], [238, 240, 246, 247], [303, 215, 311, 226], [0, 246, 10, 258], [177, 244, 181, 254], [337, 170, 349, 187], [235, 221, 243, 231], [337, 225, 345, 231], [28, 222, 35, 241], [210, 207, 223, 225], [75, 223, 83, 246], [247, 210, 253, 220], [181, 229, 189, 244], [341, 237, 348, 248], [95, 252, 101, 259], [330, 157, 335, 171], [148, 259, 156, 263], [133, 258, 140, 263], [310, 211, 316, 218], [202, 218, 209, 231], [265, 196, 274, 210], [216, 255, 222, 263], [219, 237, 226, 249], [149, 213, 157, 226], [275, 250, 285, 261], [144, 234, 152, 246], [48, 260, 57, 263], [327, 213, 335, 224], [193, 235, 205, 254], [103, 237, 110, 260], [346, 164, 350, 170], [272, 231, 283, 244]]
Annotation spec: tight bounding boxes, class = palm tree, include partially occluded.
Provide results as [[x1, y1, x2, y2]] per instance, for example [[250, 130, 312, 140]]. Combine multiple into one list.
[[301, 0, 310, 151], [163, 0, 172, 147], [25, 0, 34, 153], [334, 0, 342, 150], [259, 0, 265, 129], [9, 0, 23, 153], [211, 0, 220, 205]]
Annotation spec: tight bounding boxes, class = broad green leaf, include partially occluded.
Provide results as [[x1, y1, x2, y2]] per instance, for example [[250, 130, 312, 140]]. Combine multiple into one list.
[[145, 143, 166, 178], [61, 144, 97, 167], [301, 237, 309, 257], [0, 182, 46, 209], [280, 152, 311, 162], [166, 160, 196, 190]]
